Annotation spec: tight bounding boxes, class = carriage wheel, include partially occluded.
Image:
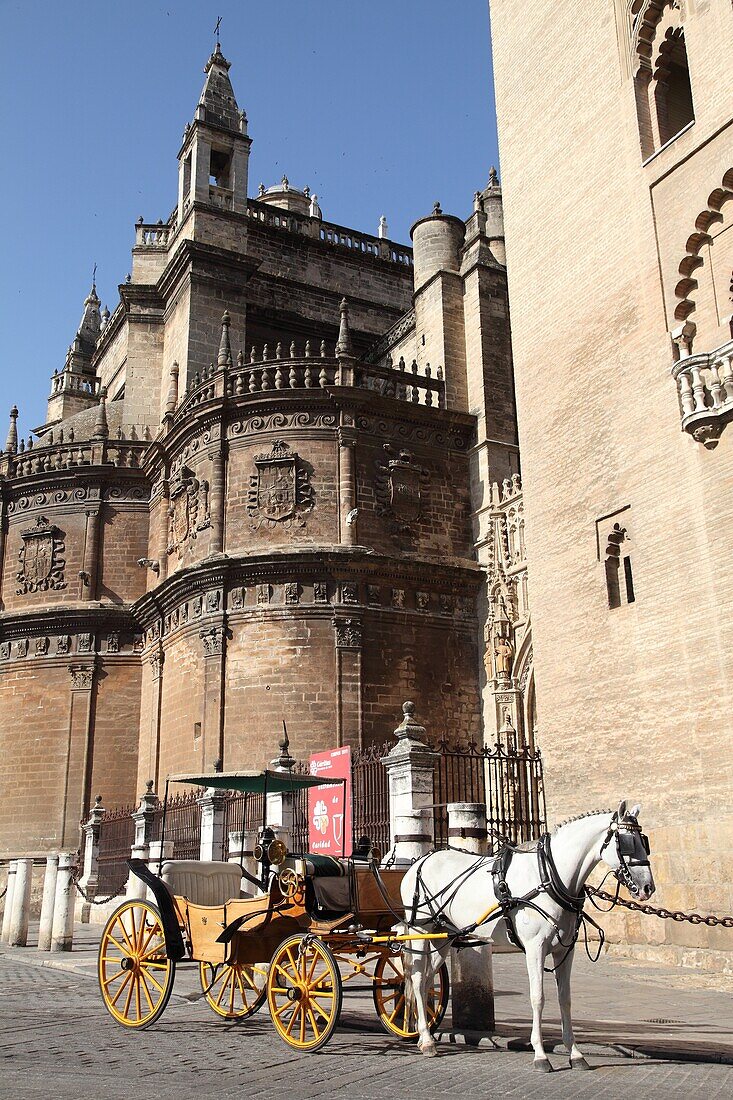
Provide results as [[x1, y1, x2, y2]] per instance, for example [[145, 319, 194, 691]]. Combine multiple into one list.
[[267, 934, 343, 1052], [373, 954, 449, 1040], [200, 961, 268, 1020], [98, 899, 175, 1029]]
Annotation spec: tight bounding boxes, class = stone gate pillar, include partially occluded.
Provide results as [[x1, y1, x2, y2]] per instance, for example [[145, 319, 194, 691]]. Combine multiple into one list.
[[382, 702, 437, 864], [128, 781, 158, 899], [76, 795, 105, 922], [199, 787, 227, 861]]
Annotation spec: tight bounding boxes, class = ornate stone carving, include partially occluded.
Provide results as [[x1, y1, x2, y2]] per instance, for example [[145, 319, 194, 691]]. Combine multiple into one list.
[[439, 594, 453, 614], [229, 412, 336, 437], [374, 445, 429, 538], [167, 465, 210, 558], [334, 618, 362, 649], [78, 633, 94, 654], [205, 590, 221, 613], [230, 586, 245, 610], [133, 635, 144, 653], [150, 652, 164, 681], [201, 627, 224, 656], [69, 665, 94, 690], [13, 639, 28, 658], [181, 603, 189, 623], [313, 582, 328, 603], [0, 642, 11, 660], [16, 515, 66, 594], [257, 583, 271, 605], [193, 596, 203, 617], [56, 635, 71, 655], [366, 584, 380, 605], [391, 589, 405, 609], [341, 582, 359, 604], [34, 637, 49, 657], [107, 632, 120, 654], [416, 591, 430, 612], [285, 582, 299, 605], [247, 440, 314, 529]]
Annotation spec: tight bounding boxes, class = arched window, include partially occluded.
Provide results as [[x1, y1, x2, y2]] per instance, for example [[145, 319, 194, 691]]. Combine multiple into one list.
[[605, 524, 635, 609], [654, 28, 695, 146]]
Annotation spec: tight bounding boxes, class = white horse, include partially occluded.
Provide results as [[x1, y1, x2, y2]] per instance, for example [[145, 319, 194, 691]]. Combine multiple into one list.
[[399, 801, 655, 1070]]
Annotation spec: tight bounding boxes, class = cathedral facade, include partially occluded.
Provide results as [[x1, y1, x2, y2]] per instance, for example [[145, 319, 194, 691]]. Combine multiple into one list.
[[489, 0, 733, 969], [0, 45, 525, 858]]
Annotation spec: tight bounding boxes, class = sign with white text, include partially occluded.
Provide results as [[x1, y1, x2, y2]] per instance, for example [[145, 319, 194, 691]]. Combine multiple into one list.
[[308, 746, 352, 857]]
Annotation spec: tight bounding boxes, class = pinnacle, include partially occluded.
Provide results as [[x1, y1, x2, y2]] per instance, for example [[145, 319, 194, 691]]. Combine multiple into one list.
[[5, 405, 19, 455], [336, 297, 354, 358]]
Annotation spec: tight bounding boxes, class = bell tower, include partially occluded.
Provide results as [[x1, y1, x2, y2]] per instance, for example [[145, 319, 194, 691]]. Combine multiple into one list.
[[177, 42, 251, 228]]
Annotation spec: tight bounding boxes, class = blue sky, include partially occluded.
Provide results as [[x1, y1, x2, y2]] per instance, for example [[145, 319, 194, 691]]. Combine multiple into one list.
[[0, 1, 498, 438]]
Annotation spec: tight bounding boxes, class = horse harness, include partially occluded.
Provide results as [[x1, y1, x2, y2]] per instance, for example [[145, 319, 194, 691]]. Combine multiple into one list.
[[404, 816, 647, 965]]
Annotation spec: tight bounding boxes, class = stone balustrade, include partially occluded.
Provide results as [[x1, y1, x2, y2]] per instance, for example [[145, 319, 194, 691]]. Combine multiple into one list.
[[134, 220, 170, 248], [208, 184, 233, 211], [7, 437, 150, 478], [672, 338, 733, 449], [177, 345, 445, 414], [246, 198, 413, 266], [50, 370, 100, 397]]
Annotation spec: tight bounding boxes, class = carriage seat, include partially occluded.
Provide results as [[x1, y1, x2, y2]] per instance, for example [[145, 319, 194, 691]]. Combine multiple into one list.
[[161, 860, 243, 907]]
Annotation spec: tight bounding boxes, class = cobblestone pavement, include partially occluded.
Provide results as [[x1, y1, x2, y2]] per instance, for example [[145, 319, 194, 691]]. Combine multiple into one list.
[[0, 957, 732, 1100]]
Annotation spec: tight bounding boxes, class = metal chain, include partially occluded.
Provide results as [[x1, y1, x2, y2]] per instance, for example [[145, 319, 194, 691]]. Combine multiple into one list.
[[71, 864, 127, 906], [587, 887, 733, 928], [0, 885, 6, 900]]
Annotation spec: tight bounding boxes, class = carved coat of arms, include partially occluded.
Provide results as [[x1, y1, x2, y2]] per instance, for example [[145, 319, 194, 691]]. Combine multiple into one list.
[[374, 445, 429, 538], [167, 466, 210, 558], [16, 516, 66, 594], [247, 441, 314, 529]]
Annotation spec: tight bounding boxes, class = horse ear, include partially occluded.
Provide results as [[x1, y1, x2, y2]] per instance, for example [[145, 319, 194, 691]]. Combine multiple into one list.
[[617, 799, 627, 819], [629, 803, 641, 819]]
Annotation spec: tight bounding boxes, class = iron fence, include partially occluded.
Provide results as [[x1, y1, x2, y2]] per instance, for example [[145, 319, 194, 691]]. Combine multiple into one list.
[[97, 803, 136, 894], [152, 788, 202, 860], [433, 735, 546, 847], [219, 791, 266, 859], [351, 741, 392, 854]]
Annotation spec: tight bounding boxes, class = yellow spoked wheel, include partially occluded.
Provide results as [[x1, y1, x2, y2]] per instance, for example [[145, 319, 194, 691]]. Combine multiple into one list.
[[267, 934, 343, 1052], [98, 899, 175, 1029], [200, 961, 268, 1020], [373, 954, 449, 1040]]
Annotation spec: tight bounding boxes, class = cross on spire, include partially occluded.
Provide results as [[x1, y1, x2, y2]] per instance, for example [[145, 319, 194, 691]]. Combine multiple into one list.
[[214, 15, 222, 42]]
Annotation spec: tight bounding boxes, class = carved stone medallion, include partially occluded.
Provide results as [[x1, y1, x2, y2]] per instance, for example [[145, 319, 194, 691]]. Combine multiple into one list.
[[16, 516, 66, 594], [374, 445, 428, 538], [167, 466, 211, 558], [247, 441, 314, 529]]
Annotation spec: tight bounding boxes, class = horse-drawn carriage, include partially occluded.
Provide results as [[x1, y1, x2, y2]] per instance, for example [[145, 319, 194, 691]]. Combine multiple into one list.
[[98, 769, 448, 1050]]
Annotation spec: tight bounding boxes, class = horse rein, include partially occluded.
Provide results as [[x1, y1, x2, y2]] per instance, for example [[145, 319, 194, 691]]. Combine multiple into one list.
[[599, 812, 651, 896]]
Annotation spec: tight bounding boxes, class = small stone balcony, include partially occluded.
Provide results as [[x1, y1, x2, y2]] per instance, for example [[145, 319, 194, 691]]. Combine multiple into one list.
[[672, 338, 733, 449]]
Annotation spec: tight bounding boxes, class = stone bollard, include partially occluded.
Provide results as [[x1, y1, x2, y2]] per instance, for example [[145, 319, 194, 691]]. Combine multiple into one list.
[[38, 854, 60, 951], [393, 809, 434, 864], [448, 802, 495, 1036], [50, 852, 77, 952], [1, 860, 18, 943], [229, 829, 259, 896], [8, 857, 33, 946], [198, 787, 227, 861], [147, 841, 174, 901], [382, 702, 438, 864]]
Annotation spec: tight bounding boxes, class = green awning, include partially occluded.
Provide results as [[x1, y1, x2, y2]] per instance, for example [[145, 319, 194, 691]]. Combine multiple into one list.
[[166, 769, 345, 794]]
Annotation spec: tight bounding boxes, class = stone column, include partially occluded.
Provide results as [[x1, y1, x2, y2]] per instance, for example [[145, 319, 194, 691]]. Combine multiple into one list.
[[266, 737, 297, 852], [334, 617, 363, 749], [8, 857, 33, 946], [38, 854, 59, 952], [382, 702, 438, 864], [1, 861, 17, 943], [198, 787, 227, 861], [200, 624, 226, 773], [209, 447, 226, 554], [338, 429, 357, 546], [50, 852, 77, 952], [75, 795, 105, 922], [81, 508, 101, 600], [128, 781, 158, 898], [447, 802, 495, 1035]]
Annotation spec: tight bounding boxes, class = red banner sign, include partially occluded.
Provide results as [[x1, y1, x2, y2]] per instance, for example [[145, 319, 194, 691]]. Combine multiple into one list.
[[308, 746, 352, 857]]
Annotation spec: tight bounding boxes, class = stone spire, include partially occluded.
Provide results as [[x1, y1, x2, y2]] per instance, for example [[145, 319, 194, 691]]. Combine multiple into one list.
[[92, 387, 109, 440], [76, 282, 102, 352], [5, 406, 18, 454], [336, 298, 354, 358], [217, 311, 232, 367], [198, 42, 242, 133]]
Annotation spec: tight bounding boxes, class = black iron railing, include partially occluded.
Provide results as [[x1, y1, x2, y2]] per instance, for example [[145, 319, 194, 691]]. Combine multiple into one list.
[[97, 804, 136, 894]]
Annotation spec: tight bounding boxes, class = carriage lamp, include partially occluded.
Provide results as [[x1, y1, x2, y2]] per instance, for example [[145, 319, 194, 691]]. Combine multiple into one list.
[[267, 839, 288, 866]]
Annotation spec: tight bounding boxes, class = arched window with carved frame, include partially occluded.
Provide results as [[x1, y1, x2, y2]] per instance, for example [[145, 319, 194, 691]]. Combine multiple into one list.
[[627, 0, 695, 159]]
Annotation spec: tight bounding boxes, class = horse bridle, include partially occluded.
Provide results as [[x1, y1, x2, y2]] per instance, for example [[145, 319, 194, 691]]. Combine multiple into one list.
[[599, 812, 651, 895]]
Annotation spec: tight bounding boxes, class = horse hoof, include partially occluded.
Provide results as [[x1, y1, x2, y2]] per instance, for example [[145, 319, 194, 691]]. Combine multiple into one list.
[[419, 1042, 438, 1058], [570, 1057, 590, 1071], [533, 1059, 552, 1073]]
